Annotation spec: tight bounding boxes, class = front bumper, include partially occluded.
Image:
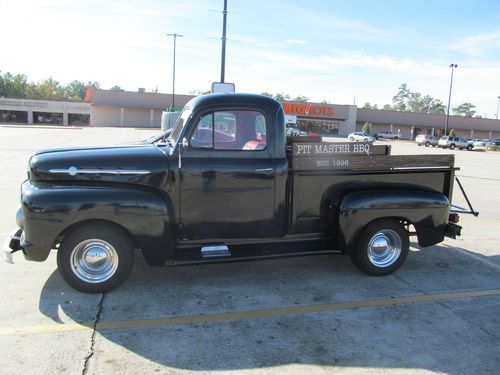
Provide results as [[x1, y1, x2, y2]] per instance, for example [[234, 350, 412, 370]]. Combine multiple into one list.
[[3, 228, 23, 264]]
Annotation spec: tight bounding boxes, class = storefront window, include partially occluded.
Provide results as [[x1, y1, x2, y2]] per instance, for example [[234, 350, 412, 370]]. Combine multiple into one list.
[[295, 119, 341, 136]]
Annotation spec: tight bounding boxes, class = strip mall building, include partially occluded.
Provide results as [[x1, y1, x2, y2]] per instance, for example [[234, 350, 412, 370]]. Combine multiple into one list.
[[1, 90, 499, 139], [282, 100, 500, 140]]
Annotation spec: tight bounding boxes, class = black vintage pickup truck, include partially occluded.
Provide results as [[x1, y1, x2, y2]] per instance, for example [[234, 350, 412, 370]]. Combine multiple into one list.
[[5, 93, 464, 292]]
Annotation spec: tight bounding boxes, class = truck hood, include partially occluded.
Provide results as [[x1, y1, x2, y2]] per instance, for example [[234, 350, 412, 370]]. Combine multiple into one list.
[[29, 144, 169, 188]]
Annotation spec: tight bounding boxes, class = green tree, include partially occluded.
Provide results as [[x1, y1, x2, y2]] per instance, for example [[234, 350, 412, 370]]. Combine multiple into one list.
[[293, 95, 309, 102], [362, 102, 378, 109], [274, 93, 291, 101], [34, 77, 65, 99], [0, 72, 30, 97], [362, 122, 371, 134], [392, 83, 411, 111], [449, 129, 456, 136], [453, 103, 476, 116], [389, 83, 446, 114], [110, 85, 123, 91], [64, 80, 86, 99], [85, 81, 101, 89], [383, 104, 393, 110], [429, 100, 446, 115], [261, 92, 273, 97]]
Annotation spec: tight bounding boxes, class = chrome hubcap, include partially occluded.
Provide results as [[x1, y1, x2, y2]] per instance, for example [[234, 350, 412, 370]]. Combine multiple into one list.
[[70, 239, 118, 283], [367, 229, 401, 267]]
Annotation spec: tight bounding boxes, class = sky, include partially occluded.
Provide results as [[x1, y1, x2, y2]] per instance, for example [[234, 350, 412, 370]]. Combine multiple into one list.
[[1, 0, 500, 117]]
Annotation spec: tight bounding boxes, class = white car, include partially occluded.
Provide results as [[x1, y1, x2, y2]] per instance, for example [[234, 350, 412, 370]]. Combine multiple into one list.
[[438, 136, 473, 150], [376, 130, 401, 140], [468, 139, 485, 147], [348, 132, 375, 142]]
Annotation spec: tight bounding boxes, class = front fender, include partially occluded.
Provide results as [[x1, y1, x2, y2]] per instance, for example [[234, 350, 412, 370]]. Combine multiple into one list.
[[20, 180, 172, 262], [338, 189, 450, 251]]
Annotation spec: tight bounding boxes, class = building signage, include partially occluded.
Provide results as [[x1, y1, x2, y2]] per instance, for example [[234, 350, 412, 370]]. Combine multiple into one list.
[[283, 101, 334, 118], [0, 99, 48, 108]]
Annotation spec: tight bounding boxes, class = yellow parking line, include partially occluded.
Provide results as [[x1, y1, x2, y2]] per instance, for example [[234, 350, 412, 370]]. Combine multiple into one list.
[[1, 288, 499, 337]]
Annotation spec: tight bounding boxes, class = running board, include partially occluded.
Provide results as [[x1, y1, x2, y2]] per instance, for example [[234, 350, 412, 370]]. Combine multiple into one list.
[[201, 245, 231, 258]]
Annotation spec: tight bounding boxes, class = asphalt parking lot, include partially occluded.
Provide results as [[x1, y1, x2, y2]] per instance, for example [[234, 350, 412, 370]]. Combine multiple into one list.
[[0, 125, 499, 375]]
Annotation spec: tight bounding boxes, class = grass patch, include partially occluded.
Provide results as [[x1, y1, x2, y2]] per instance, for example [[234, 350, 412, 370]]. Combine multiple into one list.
[[486, 145, 500, 151]]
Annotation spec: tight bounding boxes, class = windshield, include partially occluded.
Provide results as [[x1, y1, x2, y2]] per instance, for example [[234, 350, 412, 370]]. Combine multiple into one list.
[[169, 108, 192, 145]]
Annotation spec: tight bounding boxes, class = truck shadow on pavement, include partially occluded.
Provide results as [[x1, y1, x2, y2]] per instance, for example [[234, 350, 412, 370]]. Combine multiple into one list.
[[38, 245, 500, 372]]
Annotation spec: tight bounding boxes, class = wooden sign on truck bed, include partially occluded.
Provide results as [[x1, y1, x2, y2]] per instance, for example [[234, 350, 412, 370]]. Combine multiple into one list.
[[290, 142, 454, 171]]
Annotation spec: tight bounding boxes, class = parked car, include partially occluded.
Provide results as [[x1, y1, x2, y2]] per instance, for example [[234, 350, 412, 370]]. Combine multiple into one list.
[[438, 136, 473, 150], [375, 130, 402, 140], [286, 127, 307, 137], [491, 138, 500, 146], [348, 132, 375, 142], [415, 134, 439, 147], [467, 139, 486, 147]]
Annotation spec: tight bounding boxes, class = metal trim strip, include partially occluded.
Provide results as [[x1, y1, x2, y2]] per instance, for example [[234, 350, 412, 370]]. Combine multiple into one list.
[[49, 168, 151, 175]]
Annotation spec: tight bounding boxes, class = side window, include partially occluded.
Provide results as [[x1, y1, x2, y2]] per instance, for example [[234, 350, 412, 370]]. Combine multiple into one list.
[[191, 110, 267, 151], [190, 113, 214, 148]]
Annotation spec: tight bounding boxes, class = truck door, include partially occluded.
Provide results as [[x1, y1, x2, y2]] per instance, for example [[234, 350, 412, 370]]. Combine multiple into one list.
[[179, 109, 276, 240]]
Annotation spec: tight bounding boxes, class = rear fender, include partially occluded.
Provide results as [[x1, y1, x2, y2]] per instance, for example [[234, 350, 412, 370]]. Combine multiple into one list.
[[338, 190, 450, 251]]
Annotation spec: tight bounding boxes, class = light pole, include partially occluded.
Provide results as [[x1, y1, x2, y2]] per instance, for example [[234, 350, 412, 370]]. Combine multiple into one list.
[[167, 33, 183, 111], [445, 63, 458, 136], [220, 0, 228, 83], [496, 96, 500, 120]]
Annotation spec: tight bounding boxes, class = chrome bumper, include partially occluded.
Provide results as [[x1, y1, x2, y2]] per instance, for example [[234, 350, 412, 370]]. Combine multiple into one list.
[[3, 228, 23, 264]]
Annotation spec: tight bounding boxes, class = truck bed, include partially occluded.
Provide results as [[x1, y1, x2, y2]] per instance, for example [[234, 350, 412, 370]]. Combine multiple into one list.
[[286, 141, 456, 235]]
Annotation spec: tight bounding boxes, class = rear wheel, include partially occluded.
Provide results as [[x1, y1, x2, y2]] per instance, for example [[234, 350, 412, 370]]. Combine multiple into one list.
[[350, 136, 354, 141], [425, 141, 430, 147], [450, 144, 456, 150], [467, 144, 473, 151], [57, 224, 134, 293], [350, 219, 409, 276]]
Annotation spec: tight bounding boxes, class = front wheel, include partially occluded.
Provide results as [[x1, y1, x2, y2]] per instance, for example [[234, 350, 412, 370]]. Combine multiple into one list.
[[57, 224, 135, 293], [467, 145, 473, 151], [350, 219, 409, 276], [349, 137, 354, 141]]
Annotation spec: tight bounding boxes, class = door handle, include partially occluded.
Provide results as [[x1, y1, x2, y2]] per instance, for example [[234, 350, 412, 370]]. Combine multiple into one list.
[[254, 168, 273, 172]]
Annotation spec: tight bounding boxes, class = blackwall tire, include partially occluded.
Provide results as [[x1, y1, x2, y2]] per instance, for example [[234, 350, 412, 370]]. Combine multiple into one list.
[[350, 219, 409, 276], [467, 145, 473, 151], [57, 224, 134, 293], [350, 137, 354, 141], [450, 144, 456, 150], [425, 142, 430, 147]]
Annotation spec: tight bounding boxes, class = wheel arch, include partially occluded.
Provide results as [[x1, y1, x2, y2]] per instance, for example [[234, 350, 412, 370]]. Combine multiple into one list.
[[338, 189, 450, 252], [55, 219, 134, 247], [20, 181, 174, 265]]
